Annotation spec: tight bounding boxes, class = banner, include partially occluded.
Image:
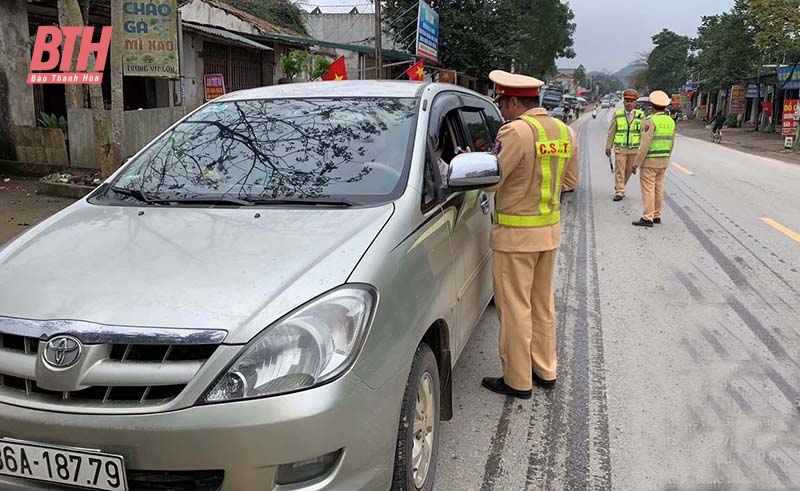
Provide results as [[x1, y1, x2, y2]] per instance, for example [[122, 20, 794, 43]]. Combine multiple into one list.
[[782, 99, 798, 136], [204, 74, 225, 101], [123, 0, 179, 78], [416, 1, 439, 62], [777, 66, 800, 90], [729, 85, 746, 114]]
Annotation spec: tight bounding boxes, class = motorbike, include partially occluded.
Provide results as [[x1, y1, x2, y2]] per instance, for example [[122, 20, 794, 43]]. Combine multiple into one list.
[[592, 110, 597, 119]]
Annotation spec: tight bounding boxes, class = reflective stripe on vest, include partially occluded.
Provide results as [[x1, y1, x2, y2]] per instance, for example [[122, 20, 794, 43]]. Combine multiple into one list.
[[494, 115, 571, 228], [646, 114, 676, 158], [613, 109, 644, 148]]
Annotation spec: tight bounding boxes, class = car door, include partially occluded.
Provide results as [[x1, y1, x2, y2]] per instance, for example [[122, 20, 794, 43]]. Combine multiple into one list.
[[448, 97, 499, 354]]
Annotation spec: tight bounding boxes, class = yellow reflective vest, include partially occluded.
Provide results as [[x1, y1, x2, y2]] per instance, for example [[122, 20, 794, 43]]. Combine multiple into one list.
[[614, 109, 645, 149], [646, 114, 676, 158], [494, 115, 572, 228]]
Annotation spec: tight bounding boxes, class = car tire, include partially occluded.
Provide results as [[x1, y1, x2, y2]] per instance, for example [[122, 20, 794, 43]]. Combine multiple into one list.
[[391, 343, 440, 491]]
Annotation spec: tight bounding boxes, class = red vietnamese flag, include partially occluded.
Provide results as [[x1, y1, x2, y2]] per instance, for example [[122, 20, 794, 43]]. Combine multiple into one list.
[[405, 60, 425, 81], [322, 56, 347, 81]]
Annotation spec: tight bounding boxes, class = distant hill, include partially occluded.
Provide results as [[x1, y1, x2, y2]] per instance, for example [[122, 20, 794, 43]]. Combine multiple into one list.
[[614, 63, 647, 88]]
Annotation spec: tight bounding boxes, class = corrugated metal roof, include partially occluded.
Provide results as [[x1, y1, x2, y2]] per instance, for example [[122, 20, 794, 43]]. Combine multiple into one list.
[[183, 21, 273, 51]]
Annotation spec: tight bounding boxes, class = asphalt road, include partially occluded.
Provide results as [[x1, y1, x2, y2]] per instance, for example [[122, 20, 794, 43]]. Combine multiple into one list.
[[434, 107, 800, 491]]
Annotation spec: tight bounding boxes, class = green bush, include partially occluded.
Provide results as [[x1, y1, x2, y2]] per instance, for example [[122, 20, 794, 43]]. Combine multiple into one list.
[[38, 112, 68, 133], [279, 50, 309, 81]]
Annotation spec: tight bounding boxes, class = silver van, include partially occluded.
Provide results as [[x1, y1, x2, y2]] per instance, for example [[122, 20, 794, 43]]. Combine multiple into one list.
[[0, 81, 500, 491]]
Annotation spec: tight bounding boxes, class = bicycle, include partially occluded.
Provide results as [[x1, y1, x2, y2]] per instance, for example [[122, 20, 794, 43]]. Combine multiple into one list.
[[711, 126, 722, 144]]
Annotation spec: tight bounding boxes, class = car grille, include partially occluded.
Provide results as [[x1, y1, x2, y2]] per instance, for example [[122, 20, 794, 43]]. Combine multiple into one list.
[[0, 323, 225, 410], [127, 469, 224, 491]]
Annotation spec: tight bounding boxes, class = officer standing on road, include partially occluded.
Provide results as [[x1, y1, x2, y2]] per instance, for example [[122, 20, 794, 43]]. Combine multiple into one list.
[[605, 89, 645, 201], [631, 90, 676, 227], [480, 70, 579, 399]]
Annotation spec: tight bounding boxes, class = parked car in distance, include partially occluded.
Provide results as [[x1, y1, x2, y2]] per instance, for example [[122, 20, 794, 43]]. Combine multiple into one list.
[[0, 81, 501, 491], [549, 107, 567, 121]]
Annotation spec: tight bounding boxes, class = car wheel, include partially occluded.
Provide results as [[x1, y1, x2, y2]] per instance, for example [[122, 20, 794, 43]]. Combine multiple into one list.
[[391, 343, 440, 491]]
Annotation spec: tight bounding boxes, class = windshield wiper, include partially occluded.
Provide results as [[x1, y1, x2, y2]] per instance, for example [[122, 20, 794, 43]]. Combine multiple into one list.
[[110, 187, 255, 206], [243, 197, 360, 207], [110, 185, 155, 204], [157, 195, 256, 206]]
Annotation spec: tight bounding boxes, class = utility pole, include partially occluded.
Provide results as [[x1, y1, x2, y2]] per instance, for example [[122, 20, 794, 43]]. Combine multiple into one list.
[[374, 0, 382, 79]]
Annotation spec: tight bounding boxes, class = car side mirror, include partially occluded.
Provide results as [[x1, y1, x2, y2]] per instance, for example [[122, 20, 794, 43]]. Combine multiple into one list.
[[446, 152, 500, 190]]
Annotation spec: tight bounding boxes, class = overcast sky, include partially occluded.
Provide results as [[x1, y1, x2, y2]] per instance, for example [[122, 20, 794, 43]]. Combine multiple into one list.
[[557, 0, 735, 73], [300, 0, 735, 74]]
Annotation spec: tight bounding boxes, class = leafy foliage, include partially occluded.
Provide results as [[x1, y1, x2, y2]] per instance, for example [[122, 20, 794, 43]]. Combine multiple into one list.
[[214, 0, 309, 36], [573, 64, 587, 88], [38, 112, 68, 133], [383, 0, 576, 79], [279, 50, 309, 80], [694, 7, 758, 90], [744, 0, 800, 63], [311, 56, 332, 80], [645, 29, 691, 92], [589, 72, 623, 96]]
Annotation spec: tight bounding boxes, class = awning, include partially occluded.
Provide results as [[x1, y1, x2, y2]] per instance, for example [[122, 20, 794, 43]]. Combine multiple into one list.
[[183, 21, 273, 51]]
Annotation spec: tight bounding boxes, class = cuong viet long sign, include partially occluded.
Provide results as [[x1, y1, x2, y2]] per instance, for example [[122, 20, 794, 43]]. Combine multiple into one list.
[[123, 0, 179, 78]]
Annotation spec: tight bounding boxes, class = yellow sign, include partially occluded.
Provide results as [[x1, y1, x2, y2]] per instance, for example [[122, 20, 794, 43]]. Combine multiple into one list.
[[122, 0, 179, 78]]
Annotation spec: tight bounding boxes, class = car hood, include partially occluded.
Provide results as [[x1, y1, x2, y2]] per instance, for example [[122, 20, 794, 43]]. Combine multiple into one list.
[[0, 201, 393, 343]]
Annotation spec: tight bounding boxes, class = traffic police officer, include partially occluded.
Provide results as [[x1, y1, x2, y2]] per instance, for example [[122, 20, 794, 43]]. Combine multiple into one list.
[[481, 70, 579, 399], [605, 89, 645, 201], [632, 90, 675, 227]]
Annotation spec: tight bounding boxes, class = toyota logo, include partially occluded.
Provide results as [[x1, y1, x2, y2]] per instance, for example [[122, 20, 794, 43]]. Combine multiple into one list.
[[43, 335, 82, 368]]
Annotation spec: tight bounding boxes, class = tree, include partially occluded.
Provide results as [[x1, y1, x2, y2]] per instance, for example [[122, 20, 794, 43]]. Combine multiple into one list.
[[58, 0, 123, 178], [216, 0, 309, 36], [745, 0, 800, 65], [694, 7, 758, 90], [573, 64, 587, 88], [383, 0, 575, 80], [646, 29, 691, 92], [588, 71, 623, 96]]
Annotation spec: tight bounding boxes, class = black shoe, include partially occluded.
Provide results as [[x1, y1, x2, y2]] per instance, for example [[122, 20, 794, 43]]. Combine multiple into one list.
[[481, 377, 532, 399], [532, 371, 557, 389], [632, 218, 654, 227], [653, 217, 662, 224], [613, 195, 624, 202]]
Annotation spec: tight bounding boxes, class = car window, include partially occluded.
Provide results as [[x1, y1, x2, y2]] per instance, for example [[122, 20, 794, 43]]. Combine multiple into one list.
[[102, 97, 418, 205], [460, 110, 493, 153], [429, 110, 465, 188]]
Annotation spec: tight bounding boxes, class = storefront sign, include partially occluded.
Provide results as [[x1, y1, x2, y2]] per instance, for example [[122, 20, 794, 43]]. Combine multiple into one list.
[[123, 0, 179, 78], [416, 1, 439, 62], [777, 65, 800, 90], [728, 85, 746, 114], [204, 74, 225, 101], [782, 99, 798, 136]]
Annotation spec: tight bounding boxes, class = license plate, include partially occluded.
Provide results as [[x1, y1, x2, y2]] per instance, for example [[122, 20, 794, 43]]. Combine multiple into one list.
[[0, 439, 127, 491]]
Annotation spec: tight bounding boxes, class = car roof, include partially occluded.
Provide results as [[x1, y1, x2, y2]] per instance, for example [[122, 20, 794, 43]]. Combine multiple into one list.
[[216, 80, 431, 101]]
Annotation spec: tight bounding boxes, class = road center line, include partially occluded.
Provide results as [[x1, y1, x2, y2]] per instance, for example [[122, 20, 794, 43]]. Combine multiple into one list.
[[761, 217, 800, 244], [671, 162, 694, 175]]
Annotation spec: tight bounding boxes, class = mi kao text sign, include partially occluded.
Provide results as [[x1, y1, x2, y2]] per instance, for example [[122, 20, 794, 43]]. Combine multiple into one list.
[[123, 0, 179, 78], [416, 1, 439, 63]]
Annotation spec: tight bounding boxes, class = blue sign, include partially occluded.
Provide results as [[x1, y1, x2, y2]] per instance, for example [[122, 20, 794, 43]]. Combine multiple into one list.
[[777, 65, 800, 90], [745, 83, 766, 98], [416, 1, 438, 62]]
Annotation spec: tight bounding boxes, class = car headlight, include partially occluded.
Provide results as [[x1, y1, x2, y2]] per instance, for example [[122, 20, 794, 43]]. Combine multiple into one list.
[[202, 285, 376, 403]]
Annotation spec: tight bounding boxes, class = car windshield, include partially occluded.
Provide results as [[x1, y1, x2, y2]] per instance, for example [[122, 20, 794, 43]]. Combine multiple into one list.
[[104, 97, 418, 205]]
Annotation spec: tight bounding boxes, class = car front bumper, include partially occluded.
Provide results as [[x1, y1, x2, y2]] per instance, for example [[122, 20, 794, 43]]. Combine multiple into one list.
[[0, 369, 405, 491]]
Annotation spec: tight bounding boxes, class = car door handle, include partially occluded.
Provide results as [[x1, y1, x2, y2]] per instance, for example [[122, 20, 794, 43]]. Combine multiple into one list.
[[479, 192, 490, 215]]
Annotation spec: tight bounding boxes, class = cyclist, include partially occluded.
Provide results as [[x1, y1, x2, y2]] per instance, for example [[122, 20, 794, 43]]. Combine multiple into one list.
[[711, 110, 725, 142]]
